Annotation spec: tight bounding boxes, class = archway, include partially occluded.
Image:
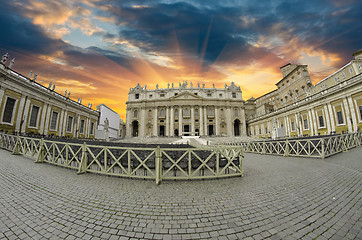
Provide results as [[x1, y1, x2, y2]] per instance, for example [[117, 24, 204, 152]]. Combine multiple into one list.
[[174, 129, 179, 137], [159, 125, 165, 136], [195, 129, 199, 136], [208, 125, 214, 136], [234, 119, 240, 136], [132, 120, 139, 137], [183, 125, 190, 136]]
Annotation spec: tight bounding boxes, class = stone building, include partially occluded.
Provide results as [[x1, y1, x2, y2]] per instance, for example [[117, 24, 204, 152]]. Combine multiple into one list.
[[0, 54, 99, 138], [247, 50, 362, 138], [125, 82, 246, 137], [95, 104, 120, 139]]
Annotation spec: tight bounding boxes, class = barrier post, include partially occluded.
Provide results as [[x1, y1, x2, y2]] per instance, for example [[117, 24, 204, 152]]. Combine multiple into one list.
[[78, 142, 88, 174], [155, 146, 162, 185]]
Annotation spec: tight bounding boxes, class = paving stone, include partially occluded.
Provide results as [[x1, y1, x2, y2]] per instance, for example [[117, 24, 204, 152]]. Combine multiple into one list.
[[0, 147, 360, 239]]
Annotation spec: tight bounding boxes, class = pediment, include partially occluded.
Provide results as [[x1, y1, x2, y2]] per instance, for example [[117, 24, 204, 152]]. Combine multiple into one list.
[[170, 91, 203, 100]]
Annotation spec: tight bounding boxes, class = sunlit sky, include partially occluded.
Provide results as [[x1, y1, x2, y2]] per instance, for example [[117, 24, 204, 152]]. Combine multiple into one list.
[[1, 0, 361, 119]]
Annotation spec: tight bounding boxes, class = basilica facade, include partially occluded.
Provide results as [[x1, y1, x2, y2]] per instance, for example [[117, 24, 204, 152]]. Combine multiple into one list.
[[125, 82, 246, 137]]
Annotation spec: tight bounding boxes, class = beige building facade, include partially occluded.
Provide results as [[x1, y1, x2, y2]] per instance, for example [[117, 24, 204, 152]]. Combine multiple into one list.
[[248, 50, 362, 138], [125, 82, 246, 137], [0, 57, 99, 138]]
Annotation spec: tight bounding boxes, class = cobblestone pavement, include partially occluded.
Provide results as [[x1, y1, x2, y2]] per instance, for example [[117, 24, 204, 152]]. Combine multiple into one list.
[[0, 147, 361, 240]]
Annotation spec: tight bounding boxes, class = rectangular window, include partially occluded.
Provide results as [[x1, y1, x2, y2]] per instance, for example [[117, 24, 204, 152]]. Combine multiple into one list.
[[291, 121, 295, 131], [318, 115, 325, 128], [265, 127, 268, 134], [80, 119, 85, 134], [349, 67, 354, 73], [67, 116, 73, 132], [259, 128, 261, 134], [303, 119, 308, 130], [207, 93, 212, 97], [232, 93, 236, 98], [90, 122, 94, 135], [50, 111, 58, 131], [336, 111, 344, 125], [29, 105, 40, 128], [135, 94, 139, 99], [2, 97, 16, 123]]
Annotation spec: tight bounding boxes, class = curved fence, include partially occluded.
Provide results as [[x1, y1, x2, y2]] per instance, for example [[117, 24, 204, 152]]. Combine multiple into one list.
[[222, 132, 361, 158], [0, 133, 243, 184]]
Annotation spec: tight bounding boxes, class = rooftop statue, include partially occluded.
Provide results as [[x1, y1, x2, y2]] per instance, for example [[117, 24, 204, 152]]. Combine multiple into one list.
[[8, 58, 15, 69], [28, 70, 33, 79], [1, 53, 9, 64]]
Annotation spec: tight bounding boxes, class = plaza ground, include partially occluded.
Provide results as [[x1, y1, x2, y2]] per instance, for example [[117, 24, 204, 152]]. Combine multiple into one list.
[[0, 146, 361, 239]]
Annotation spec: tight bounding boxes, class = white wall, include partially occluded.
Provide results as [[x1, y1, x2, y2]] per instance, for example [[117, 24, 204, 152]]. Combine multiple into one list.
[[97, 104, 120, 139]]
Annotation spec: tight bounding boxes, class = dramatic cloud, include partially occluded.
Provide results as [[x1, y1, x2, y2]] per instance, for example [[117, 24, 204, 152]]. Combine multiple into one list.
[[1, 0, 361, 118]]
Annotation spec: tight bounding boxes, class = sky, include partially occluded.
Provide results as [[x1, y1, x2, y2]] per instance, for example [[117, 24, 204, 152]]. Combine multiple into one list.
[[0, 0, 361, 119]]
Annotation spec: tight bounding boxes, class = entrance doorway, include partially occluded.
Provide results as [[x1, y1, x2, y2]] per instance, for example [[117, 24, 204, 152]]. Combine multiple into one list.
[[208, 125, 214, 136], [234, 119, 240, 136], [183, 125, 190, 136], [174, 129, 179, 137], [159, 125, 165, 136], [132, 121, 139, 137], [195, 129, 199, 136]]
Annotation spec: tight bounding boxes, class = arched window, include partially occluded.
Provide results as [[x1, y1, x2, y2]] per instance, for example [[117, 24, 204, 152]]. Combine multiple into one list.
[[175, 109, 178, 117], [134, 110, 138, 118], [208, 108, 213, 116], [160, 109, 165, 117], [194, 108, 199, 116], [184, 108, 189, 116]]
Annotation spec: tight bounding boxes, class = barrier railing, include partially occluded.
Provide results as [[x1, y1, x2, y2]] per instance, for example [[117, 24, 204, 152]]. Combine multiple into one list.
[[0, 133, 243, 185], [222, 132, 361, 158]]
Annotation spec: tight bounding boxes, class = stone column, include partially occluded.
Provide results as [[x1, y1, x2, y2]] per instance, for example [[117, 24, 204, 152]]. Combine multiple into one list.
[[295, 113, 301, 136], [15, 95, 27, 133], [170, 106, 174, 137], [347, 96, 358, 131], [241, 108, 246, 136], [226, 107, 232, 137], [285, 116, 290, 137], [323, 105, 331, 134], [191, 106, 195, 136], [62, 110, 68, 136], [204, 107, 207, 136], [166, 107, 170, 136], [343, 97, 353, 132], [327, 103, 335, 132], [308, 109, 314, 136], [59, 109, 65, 136], [125, 108, 131, 137], [140, 107, 146, 137], [153, 107, 158, 136], [44, 105, 52, 136], [179, 107, 183, 136], [311, 108, 318, 136], [39, 103, 48, 135], [199, 106, 203, 136], [215, 106, 219, 136]]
